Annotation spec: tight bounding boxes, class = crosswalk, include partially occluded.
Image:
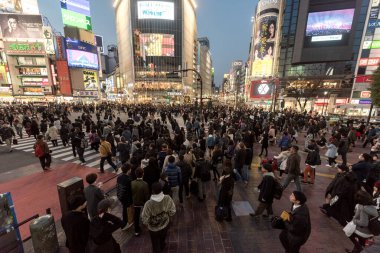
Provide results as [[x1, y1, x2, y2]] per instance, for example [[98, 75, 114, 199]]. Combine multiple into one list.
[[3, 130, 120, 173]]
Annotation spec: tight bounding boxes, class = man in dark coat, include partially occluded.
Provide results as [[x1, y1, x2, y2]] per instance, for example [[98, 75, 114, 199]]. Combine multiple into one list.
[[250, 163, 275, 218], [61, 195, 89, 253], [116, 163, 133, 230], [282, 145, 302, 191], [279, 191, 311, 253]]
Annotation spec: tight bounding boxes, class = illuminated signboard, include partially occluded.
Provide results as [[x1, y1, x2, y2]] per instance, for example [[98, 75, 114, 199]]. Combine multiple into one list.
[[137, 1, 174, 20], [360, 91, 371, 98], [371, 40, 380, 49], [4, 42, 44, 55], [83, 70, 98, 90], [140, 33, 174, 57], [60, 0, 90, 16], [61, 8, 92, 31], [359, 58, 380, 66]]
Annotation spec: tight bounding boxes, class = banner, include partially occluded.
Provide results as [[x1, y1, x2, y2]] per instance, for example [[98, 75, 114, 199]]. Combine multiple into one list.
[[251, 0, 282, 77], [0, 14, 42, 39], [0, 0, 39, 14], [83, 70, 98, 90], [61, 8, 92, 31], [66, 39, 97, 53], [56, 60, 72, 96], [60, 0, 90, 17]]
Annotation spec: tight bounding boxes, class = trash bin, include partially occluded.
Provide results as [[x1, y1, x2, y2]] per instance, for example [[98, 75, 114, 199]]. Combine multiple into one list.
[[29, 215, 58, 253]]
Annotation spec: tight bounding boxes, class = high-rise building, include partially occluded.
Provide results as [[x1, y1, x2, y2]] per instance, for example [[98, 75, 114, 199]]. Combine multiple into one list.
[[197, 37, 212, 99], [113, 0, 198, 103], [277, 0, 369, 114]]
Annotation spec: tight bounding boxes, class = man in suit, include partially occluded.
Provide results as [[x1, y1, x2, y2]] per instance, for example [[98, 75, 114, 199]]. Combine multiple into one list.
[[279, 191, 311, 253]]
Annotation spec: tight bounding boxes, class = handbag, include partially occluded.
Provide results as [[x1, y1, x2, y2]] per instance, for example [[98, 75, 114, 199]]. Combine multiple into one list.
[[368, 216, 380, 236], [343, 221, 356, 237], [271, 216, 285, 229]]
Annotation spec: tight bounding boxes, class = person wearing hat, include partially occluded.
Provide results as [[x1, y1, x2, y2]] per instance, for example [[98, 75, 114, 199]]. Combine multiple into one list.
[[87, 198, 123, 253], [141, 182, 176, 253], [61, 195, 89, 253], [320, 164, 358, 226], [279, 191, 311, 253], [250, 163, 276, 219]]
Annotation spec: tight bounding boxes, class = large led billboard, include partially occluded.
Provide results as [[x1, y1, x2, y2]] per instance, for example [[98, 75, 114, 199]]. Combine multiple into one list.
[[305, 9, 355, 45], [140, 33, 174, 57], [0, 14, 42, 39], [61, 8, 92, 31], [60, 0, 91, 17], [66, 49, 99, 70], [137, 1, 174, 20], [0, 0, 39, 14]]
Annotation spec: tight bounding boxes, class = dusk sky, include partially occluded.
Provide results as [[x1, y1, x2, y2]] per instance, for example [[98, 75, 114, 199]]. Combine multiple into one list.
[[38, 0, 258, 86]]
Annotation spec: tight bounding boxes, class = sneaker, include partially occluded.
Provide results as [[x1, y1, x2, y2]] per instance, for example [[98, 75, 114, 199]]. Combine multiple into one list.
[[326, 164, 332, 167]]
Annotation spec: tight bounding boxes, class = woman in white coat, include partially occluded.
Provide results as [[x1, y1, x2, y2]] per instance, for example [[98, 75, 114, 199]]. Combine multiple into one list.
[[274, 149, 291, 178], [47, 124, 59, 147]]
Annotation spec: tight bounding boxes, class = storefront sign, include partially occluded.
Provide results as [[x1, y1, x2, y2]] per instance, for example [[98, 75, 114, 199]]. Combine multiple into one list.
[[363, 41, 372, 49], [336, 98, 348, 105], [359, 58, 380, 66], [55, 36, 66, 60], [5, 42, 45, 55], [167, 91, 182, 96], [314, 98, 329, 106], [359, 99, 372, 104], [368, 19, 380, 28], [56, 60, 72, 96], [360, 91, 371, 98], [77, 90, 98, 97], [355, 75, 372, 83], [23, 87, 44, 95]]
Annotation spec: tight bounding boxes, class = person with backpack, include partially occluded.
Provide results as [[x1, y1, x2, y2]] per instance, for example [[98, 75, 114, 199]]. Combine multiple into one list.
[[217, 162, 235, 222], [176, 154, 193, 202], [87, 199, 122, 253], [302, 144, 321, 184], [34, 135, 51, 171], [206, 133, 216, 158], [163, 156, 182, 205], [249, 163, 276, 219], [278, 132, 291, 151], [116, 163, 134, 230]]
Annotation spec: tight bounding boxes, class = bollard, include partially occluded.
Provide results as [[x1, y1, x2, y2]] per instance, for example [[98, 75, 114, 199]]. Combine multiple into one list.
[[29, 215, 59, 253]]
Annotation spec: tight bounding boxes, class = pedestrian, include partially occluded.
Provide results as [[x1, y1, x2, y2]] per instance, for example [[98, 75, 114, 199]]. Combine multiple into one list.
[[176, 154, 193, 201], [325, 139, 337, 167], [279, 191, 311, 253], [46, 123, 59, 147], [282, 145, 302, 192], [350, 153, 373, 184], [259, 130, 269, 157], [278, 132, 291, 151], [163, 155, 182, 205], [84, 173, 104, 220], [117, 136, 130, 164], [34, 135, 51, 170], [193, 151, 210, 202], [302, 144, 320, 184], [131, 168, 150, 236], [362, 126, 377, 148], [338, 134, 349, 166], [234, 142, 246, 182], [217, 162, 234, 222], [346, 190, 378, 253], [116, 163, 134, 230], [70, 128, 80, 157], [211, 144, 223, 181], [87, 199, 122, 253], [143, 157, 161, 193], [141, 182, 176, 253], [99, 136, 118, 173], [250, 163, 275, 219], [77, 132, 87, 165], [61, 195, 89, 253], [0, 122, 15, 152], [60, 124, 70, 147]]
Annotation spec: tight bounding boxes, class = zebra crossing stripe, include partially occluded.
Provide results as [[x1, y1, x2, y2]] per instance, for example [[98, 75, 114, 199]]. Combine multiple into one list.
[[61, 150, 96, 161]]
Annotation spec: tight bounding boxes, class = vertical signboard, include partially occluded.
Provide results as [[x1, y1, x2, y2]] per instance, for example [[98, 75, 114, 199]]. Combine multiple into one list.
[[251, 0, 283, 77], [42, 26, 55, 55], [56, 60, 72, 96]]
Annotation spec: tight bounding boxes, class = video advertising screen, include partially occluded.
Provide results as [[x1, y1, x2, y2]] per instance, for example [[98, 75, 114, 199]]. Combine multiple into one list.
[[140, 33, 174, 57], [304, 8, 355, 47], [66, 49, 99, 70]]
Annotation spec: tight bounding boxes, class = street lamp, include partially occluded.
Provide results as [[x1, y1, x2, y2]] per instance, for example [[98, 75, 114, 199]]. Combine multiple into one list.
[[323, 91, 328, 116]]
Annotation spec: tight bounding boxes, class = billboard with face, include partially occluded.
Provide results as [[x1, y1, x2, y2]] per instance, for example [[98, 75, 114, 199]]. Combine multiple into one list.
[[0, 0, 39, 14], [0, 14, 42, 39], [251, 0, 282, 77]]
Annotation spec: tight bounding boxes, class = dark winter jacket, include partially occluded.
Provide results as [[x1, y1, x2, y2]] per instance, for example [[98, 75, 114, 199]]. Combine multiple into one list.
[[305, 150, 319, 166], [352, 161, 372, 182], [176, 160, 193, 181], [218, 174, 234, 206], [258, 173, 275, 204], [286, 153, 301, 175], [116, 174, 133, 207], [164, 163, 182, 187], [61, 211, 90, 253]]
